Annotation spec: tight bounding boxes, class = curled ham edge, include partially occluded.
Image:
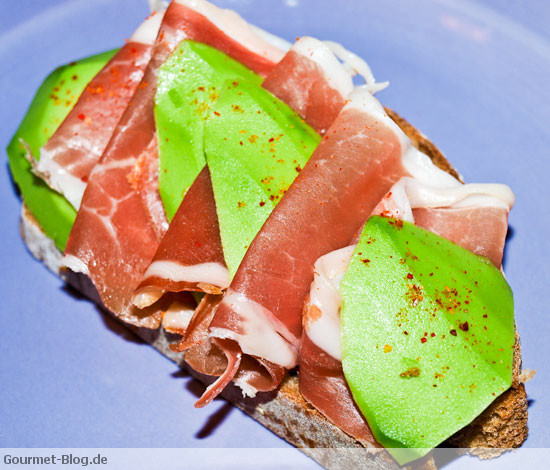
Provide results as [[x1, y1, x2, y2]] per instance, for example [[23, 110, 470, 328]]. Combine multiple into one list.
[[132, 35, 386, 334], [205, 87, 514, 401]]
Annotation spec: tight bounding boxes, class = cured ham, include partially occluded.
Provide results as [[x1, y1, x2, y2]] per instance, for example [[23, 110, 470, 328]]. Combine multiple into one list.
[[372, 177, 513, 268], [263, 37, 386, 134], [133, 167, 228, 310], [412, 207, 508, 268], [63, 0, 289, 327], [300, 245, 379, 446], [132, 2, 291, 308], [11, 0, 522, 454], [300, 164, 514, 445], [135, 36, 374, 305], [190, 88, 412, 403], [36, 12, 163, 210], [159, 42, 390, 405]]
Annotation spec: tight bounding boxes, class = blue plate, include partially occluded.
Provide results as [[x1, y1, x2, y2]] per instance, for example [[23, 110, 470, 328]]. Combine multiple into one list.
[[1, 0, 549, 467]]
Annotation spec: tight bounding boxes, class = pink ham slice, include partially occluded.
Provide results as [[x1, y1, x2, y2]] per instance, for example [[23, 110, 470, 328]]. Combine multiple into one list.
[[300, 178, 514, 445], [263, 36, 387, 135], [371, 178, 513, 269], [262, 37, 350, 134], [133, 167, 228, 310], [412, 207, 508, 268], [192, 89, 408, 403], [300, 331, 380, 447], [134, 37, 360, 307], [37, 13, 162, 210], [132, 2, 292, 307], [63, 0, 287, 327]]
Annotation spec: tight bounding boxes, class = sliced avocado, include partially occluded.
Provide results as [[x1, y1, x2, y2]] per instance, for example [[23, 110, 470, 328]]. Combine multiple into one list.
[[204, 80, 320, 277], [340, 216, 515, 464], [155, 40, 262, 221], [7, 50, 117, 251]]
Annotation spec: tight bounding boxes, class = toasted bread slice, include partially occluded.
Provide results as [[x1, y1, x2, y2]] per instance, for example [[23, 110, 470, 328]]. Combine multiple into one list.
[[18, 109, 528, 470]]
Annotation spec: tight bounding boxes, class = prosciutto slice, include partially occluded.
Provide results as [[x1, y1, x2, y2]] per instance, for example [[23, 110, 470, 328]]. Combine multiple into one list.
[[131, 3, 290, 309], [372, 177, 514, 268], [188, 89, 413, 404], [63, 0, 288, 327], [263, 37, 386, 134], [135, 36, 374, 305], [300, 165, 514, 445], [300, 245, 379, 447], [412, 207, 508, 268], [36, 12, 163, 210], [133, 167, 228, 309], [262, 37, 348, 134]]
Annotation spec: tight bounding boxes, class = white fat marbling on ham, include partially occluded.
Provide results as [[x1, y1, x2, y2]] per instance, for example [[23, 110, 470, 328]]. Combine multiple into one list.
[[291, 37, 355, 98], [210, 289, 299, 369], [232, 377, 259, 398], [346, 87, 402, 128], [402, 146, 460, 188], [287, 37, 387, 105], [174, 0, 286, 63], [35, 13, 162, 210], [61, 254, 90, 276], [249, 24, 291, 53], [133, 286, 163, 309], [35, 159, 87, 210], [134, 260, 230, 308], [374, 177, 514, 218], [130, 10, 165, 45], [372, 179, 415, 222], [142, 260, 230, 287], [323, 40, 388, 94], [149, 0, 168, 13], [306, 245, 356, 361], [162, 299, 196, 333]]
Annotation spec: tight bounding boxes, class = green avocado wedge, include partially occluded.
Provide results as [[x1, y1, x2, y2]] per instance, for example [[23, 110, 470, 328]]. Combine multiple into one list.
[[155, 40, 262, 221], [7, 50, 117, 251], [340, 216, 515, 464], [204, 80, 321, 277]]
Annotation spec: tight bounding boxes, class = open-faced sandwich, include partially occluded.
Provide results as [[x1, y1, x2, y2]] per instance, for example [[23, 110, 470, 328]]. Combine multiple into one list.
[[8, 0, 530, 468]]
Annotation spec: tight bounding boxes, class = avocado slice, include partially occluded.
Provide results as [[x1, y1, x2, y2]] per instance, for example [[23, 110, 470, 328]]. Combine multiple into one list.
[[204, 80, 321, 277], [7, 50, 117, 251], [340, 216, 515, 464], [155, 40, 262, 221]]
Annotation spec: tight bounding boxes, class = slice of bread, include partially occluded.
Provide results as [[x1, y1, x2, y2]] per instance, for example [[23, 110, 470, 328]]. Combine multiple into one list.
[[18, 109, 528, 470]]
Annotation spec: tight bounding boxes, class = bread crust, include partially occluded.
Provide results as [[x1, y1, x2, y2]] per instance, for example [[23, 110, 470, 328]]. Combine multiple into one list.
[[18, 109, 528, 469]]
